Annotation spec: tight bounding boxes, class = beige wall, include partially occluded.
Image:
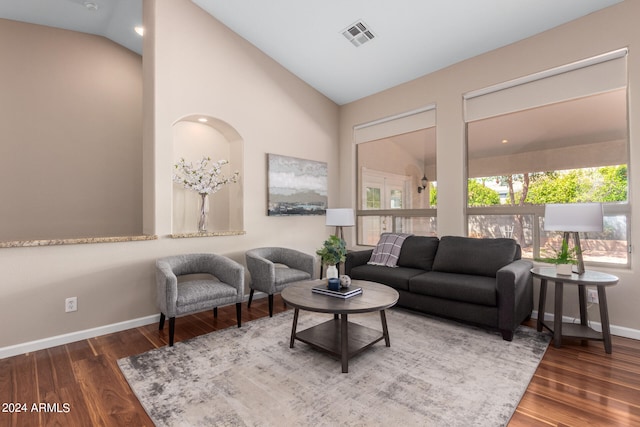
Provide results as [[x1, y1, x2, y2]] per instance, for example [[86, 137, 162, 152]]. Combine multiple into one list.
[[0, 0, 338, 350], [0, 19, 143, 240], [339, 1, 640, 332]]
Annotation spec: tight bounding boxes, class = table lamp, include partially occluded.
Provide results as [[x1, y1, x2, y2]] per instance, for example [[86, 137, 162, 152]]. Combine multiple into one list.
[[543, 203, 603, 275], [325, 208, 355, 240]]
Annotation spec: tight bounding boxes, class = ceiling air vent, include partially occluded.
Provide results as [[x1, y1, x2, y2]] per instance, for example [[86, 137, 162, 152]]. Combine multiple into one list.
[[341, 21, 375, 47]]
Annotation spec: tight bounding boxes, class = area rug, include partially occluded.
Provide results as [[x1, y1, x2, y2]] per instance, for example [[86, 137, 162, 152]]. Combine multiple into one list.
[[118, 309, 550, 426]]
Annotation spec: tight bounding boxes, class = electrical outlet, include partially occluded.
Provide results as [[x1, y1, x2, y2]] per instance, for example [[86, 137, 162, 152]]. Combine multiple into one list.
[[587, 288, 599, 304], [65, 297, 77, 313]]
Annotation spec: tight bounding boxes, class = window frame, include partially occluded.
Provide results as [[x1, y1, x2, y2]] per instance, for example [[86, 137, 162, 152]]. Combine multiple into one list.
[[463, 49, 630, 269]]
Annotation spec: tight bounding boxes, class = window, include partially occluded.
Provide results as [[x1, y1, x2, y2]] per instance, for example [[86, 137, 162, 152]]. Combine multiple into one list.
[[390, 189, 403, 209], [355, 107, 437, 245], [366, 187, 381, 209], [465, 50, 629, 267]]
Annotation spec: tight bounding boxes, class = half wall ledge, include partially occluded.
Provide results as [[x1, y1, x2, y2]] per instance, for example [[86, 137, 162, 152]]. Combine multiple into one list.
[[0, 235, 158, 248], [170, 230, 246, 238]]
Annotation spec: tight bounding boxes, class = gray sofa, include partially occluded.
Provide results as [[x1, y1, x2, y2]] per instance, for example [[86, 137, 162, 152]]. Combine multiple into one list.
[[345, 235, 533, 340]]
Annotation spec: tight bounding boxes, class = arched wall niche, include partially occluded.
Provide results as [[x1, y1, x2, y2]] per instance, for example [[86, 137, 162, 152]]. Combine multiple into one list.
[[171, 115, 244, 234]]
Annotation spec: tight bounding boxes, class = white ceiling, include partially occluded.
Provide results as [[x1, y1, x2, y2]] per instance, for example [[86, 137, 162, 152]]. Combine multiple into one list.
[[0, 0, 142, 54], [1, 0, 622, 102], [192, 0, 622, 105]]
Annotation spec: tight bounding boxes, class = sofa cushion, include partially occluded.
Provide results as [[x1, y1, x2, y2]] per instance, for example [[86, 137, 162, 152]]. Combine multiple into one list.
[[349, 265, 423, 291], [432, 236, 517, 278], [368, 233, 413, 267], [409, 271, 497, 306], [397, 236, 440, 271]]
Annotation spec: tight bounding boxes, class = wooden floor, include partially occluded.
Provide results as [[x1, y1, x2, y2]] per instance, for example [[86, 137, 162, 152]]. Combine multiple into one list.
[[1, 296, 639, 427]]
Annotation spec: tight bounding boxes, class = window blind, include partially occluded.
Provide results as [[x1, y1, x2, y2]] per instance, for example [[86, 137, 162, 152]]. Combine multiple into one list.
[[354, 106, 436, 144], [464, 48, 627, 123]]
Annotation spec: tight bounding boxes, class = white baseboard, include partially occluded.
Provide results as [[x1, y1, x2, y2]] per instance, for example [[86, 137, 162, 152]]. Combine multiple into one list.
[[0, 293, 268, 360], [0, 314, 160, 360], [4, 303, 636, 360], [531, 310, 640, 341]]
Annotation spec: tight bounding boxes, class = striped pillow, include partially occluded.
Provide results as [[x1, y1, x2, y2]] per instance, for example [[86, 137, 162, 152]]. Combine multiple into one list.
[[368, 233, 413, 267]]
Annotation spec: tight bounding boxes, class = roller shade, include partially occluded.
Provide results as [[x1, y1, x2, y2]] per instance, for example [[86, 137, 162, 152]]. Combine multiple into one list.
[[354, 106, 436, 144], [464, 48, 627, 123]]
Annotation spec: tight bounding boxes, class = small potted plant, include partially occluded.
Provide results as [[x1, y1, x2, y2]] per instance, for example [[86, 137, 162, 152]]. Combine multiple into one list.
[[316, 235, 347, 279], [537, 239, 577, 275]]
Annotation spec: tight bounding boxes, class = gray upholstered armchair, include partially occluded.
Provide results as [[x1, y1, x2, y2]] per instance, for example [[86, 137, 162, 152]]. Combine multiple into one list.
[[156, 253, 244, 346], [246, 247, 315, 317]]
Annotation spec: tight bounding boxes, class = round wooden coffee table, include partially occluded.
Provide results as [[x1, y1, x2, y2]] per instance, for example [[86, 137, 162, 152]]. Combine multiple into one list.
[[281, 279, 399, 373]]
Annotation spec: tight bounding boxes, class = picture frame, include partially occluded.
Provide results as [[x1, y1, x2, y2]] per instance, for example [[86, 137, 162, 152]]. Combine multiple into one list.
[[267, 154, 327, 216]]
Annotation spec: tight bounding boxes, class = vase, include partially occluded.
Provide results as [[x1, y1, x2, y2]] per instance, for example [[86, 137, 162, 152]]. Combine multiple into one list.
[[556, 263, 573, 275], [198, 193, 209, 233], [326, 264, 339, 279]]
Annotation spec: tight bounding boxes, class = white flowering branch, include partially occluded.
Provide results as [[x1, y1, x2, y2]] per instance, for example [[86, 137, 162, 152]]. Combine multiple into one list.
[[172, 157, 239, 195]]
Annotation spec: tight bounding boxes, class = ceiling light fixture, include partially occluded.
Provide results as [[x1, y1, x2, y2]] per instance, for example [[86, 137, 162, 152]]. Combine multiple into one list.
[[502, 139, 509, 144], [198, 117, 208, 123], [135, 26, 144, 36], [341, 20, 375, 47]]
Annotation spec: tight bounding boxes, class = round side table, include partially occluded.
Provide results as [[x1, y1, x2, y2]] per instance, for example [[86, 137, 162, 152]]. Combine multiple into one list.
[[531, 267, 618, 353]]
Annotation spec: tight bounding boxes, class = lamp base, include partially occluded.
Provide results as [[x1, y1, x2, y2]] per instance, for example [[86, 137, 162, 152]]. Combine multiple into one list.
[[563, 231, 585, 275]]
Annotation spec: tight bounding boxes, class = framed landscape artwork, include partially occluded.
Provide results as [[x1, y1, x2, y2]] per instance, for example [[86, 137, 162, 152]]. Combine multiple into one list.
[[267, 154, 327, 216]]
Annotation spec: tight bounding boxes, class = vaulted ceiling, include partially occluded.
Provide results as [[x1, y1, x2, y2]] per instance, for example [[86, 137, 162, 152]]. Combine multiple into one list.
[[193, 0, 622, 105], [0, 0, 142, 54], [1, 0, 622, 104]]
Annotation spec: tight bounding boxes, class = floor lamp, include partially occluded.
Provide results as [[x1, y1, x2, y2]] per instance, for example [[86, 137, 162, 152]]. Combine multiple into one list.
[[325, 208, 355, 240], [543, 203, 603, 275]]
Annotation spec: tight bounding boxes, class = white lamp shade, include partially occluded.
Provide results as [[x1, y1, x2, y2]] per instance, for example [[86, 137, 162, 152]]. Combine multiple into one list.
[[325, 208, 355, 227], [544, 203, 603, 232]]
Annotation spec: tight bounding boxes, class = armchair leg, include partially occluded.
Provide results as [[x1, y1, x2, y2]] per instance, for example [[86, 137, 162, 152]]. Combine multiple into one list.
[[268, 294, 274, 317], [236, 302, 242, 327], [169, 317, 176, 347], [159, 313, 165, 330], [213, 307, 218, 318], [247, 289, 254, 308]]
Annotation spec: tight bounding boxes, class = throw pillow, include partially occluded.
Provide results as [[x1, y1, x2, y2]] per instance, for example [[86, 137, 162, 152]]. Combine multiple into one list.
[[396, 236, 440, 270], [368, 233, 413, 267], [431, 236, 517, 277]]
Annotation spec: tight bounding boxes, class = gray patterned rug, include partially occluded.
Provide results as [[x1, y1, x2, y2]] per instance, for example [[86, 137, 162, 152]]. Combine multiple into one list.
[[118, 308, 550, 426]]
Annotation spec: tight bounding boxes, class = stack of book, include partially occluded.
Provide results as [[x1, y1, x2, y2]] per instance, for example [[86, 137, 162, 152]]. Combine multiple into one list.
[[312, 284, 363, 299]]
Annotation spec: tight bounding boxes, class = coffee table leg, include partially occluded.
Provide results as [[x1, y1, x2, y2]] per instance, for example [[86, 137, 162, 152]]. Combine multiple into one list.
[[341, 314, 349, 373], [289, 308, 299, 348], [380, 310, 390, 347]]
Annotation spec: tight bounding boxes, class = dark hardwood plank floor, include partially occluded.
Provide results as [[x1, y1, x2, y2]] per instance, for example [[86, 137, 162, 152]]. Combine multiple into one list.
[[1, 297, 639, 426]]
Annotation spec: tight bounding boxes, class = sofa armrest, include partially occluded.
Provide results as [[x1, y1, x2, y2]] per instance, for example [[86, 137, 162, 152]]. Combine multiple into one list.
[[496, 259, 534, 338], [345, 249, 373, 276]]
